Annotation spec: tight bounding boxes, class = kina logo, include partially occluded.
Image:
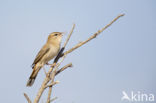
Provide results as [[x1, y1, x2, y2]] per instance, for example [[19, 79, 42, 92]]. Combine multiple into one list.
[[121, 91, 154, 102]]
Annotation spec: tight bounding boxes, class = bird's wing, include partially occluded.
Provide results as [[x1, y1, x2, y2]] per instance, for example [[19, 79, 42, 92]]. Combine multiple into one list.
[[31, 44, 50, 68]]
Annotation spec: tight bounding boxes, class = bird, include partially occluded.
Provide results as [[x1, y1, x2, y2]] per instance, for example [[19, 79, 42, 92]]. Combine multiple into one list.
[[26, 32, 63, 87]]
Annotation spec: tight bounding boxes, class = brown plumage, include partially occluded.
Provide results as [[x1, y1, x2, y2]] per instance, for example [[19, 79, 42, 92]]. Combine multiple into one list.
[[26, 32, 63, 87]]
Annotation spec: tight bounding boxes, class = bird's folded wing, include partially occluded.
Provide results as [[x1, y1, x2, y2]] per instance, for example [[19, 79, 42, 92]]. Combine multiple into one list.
[[31, 44, 50, 68]]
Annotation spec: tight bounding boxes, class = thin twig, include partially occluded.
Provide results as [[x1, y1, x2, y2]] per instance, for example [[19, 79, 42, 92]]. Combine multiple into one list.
[[50, 97, 58, 103], [63, 24, 75, 47], [45, 81, 60, 89], [43, 67, 47, 76], [24, 93, 32, 103], [55, 63, 73, 76]]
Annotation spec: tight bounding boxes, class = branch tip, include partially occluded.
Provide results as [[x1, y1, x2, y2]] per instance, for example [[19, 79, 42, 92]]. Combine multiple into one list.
[[24, 93, 32, 103]]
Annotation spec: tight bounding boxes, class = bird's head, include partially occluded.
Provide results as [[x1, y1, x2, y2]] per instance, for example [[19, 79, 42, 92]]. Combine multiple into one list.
[[47, 32, 63, 44]]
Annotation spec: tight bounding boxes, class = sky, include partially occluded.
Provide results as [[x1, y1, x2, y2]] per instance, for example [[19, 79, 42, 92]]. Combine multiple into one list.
[[0, 0, 155, 103]]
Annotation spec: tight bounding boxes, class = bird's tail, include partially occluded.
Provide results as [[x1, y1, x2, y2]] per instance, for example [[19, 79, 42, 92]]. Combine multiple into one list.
[[26, 65, 41, 87]]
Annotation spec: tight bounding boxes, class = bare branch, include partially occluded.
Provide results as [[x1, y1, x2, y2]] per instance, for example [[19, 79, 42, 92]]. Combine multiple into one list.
[[62, 14, 124, 56], [24, 93, 32, 103]]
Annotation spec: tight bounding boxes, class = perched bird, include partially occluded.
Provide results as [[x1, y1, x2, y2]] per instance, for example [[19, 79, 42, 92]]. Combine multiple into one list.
[[26, 32, 63, 87]]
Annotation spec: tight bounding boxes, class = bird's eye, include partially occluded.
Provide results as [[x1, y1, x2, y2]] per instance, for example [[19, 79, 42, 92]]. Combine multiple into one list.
[[54, 34, 58, 36]]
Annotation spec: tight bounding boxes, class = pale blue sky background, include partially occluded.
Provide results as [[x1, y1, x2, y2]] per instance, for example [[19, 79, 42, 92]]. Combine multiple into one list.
[[0, 0, 155, 103]]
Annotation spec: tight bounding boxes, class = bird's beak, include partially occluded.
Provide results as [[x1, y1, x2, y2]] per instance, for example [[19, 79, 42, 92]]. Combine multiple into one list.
[[61, 32, 66, 36]]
